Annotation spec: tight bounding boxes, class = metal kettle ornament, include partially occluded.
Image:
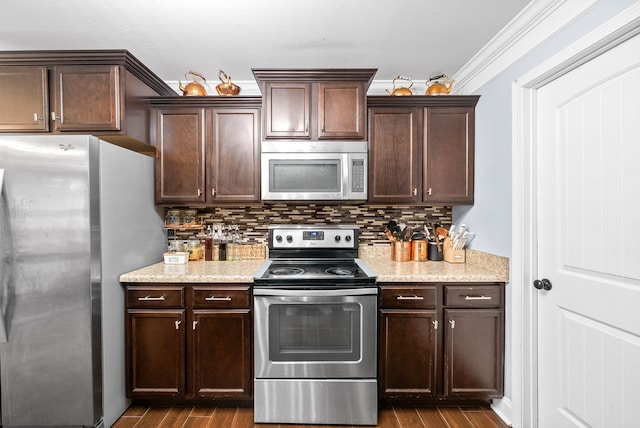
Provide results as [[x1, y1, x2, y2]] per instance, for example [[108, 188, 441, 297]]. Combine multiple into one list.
[[386, 75, 414, 96], [215, 70, 241, 96], [425, 74, 454, 96], [178, 71, 208, 96]]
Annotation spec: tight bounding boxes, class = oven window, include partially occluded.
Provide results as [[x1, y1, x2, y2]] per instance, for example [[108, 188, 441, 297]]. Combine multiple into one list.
[[269, 303, 361, 362], [270, 159, 341, 192]]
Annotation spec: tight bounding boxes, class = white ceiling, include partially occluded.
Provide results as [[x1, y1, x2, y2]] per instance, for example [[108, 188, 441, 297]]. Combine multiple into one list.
[[1, 0, 531, 93]]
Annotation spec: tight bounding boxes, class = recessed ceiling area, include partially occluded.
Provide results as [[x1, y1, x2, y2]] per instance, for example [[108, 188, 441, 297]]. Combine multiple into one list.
[[1, 0, 531, 89]]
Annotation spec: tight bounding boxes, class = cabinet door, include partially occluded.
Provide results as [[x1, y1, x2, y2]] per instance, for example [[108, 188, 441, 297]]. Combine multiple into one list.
[[155, 108, 206, 204], [423, 107, 474, 204], [52, 65, 120, 131], [318, 81, 365, 139], [207, 108, 260, 202], [126, 309, 185, 398], [191, 309, 252, 398], [368, 107, 420, 202], [0, 66, 49, 132], [263, 82, 311, 138], [443, 308, 504, 398], [379, 309, 438, 399]]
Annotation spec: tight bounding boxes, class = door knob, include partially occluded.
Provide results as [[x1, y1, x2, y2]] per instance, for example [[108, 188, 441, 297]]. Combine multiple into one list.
[[533, 278, 552, 290]]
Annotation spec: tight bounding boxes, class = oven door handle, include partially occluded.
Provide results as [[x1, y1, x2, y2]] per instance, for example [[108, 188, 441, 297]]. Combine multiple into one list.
[[253, 287, 378, 297]]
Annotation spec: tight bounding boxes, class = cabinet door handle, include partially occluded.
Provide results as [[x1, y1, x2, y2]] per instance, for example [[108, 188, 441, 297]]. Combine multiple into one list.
[[211, 188, 216, 196], [432, 320, 438, 330], [51, 112, 57, 121], [197, 188, 202, 196], [396, 295, 424, 300], [305, 124, 309, 133], [427, 187, 432, 196], [33, 113, 43, 122], [464, 295, 492, 300], [138, 295, 165, 301], [193, 320, 198, 330], [175, 320, 182, 330], [205, 296, 232, 301], [413, 188, 417, 196], [449, 320, 455, 329]]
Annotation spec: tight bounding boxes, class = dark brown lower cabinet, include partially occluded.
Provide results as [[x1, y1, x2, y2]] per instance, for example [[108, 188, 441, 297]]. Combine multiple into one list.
[[444, 308, 504, 398], [124, 283, 252, 402], [379, 310, 438, 399], [127, 309, 186, 397], [191, 309, 252, 398], [379, 282, 504, 404]]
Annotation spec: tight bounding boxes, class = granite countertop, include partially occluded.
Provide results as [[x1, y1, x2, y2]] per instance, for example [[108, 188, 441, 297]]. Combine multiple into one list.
[[120, 259, 268, 283], [120, 245, 509, 284], [358, 245, 509, 283]]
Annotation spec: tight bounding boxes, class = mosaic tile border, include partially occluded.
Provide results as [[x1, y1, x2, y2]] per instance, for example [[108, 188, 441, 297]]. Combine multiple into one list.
[[165, 203, 452, 246]]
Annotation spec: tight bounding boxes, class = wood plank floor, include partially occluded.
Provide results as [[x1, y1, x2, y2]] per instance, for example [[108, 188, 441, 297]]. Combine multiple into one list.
[[112, 405, 510, 428]]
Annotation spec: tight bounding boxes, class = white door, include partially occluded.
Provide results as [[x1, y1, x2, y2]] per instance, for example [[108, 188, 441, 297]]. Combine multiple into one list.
[[536, 33, 640, 427]]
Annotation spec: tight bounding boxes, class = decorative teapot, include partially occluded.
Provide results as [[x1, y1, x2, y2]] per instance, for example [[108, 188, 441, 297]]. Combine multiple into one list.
[[178, 71, 207, 96], [425, 74, 454, 96], [215, 70, 241, 96], [386, 75, 413, 96]]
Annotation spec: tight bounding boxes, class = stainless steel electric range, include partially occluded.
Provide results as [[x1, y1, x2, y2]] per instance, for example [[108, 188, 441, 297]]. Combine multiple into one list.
[[253, 224, 378, 426]]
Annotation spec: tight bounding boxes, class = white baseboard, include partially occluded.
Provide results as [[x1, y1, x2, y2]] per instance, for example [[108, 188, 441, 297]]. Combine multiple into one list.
[[492, 397, 513, 427]]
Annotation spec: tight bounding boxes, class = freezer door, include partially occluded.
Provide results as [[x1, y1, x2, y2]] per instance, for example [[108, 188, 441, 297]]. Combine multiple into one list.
[[0, 136, 99, 427]]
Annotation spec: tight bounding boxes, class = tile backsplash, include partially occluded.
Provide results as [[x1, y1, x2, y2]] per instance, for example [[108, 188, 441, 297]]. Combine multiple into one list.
[[166, 203, 451, 246]]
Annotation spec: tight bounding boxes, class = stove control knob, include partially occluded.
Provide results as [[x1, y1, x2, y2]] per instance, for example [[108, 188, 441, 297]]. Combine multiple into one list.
[[334, 235, 341, 242], [275, 235, 283, 243], [345, 235, 352, 242], [286, 235, 293, 243]]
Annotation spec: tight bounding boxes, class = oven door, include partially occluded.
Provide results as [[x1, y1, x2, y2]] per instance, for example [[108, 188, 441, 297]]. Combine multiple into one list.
[[254, 287, 377, 379]]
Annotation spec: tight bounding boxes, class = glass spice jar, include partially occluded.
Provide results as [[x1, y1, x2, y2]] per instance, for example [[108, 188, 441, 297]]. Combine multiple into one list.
[[182, 209, 197, 226], [166, 209, 181, 226], [188, 240, 204, 261]]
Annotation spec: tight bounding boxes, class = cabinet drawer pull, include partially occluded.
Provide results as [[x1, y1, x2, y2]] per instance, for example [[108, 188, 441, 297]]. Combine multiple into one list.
[[205, 296, 232, 301], [396, 295, 424, 300], [464, 295, 492, 300], [138, 295, 165, 301]]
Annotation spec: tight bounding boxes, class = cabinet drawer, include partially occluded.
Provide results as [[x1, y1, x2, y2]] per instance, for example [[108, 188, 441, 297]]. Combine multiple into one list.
[[380, 285, 437, 309], [191, 286, 251, 309], [126, 286, 185, 308], [444, 285, 503, 308]]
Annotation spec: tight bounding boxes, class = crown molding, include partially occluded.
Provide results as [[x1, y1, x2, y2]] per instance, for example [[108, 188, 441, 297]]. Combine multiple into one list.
[[451, 0, 601, 95]]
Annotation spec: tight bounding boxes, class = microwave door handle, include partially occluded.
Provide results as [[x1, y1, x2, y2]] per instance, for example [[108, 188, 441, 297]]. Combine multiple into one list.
[[0, 169, 10, 343]]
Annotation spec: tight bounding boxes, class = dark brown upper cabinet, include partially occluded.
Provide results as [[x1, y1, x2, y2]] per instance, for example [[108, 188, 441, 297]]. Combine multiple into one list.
[[253, 68, 376, 141], [151, 97, 261, 205], [0, 66, 49, 132], [0, 50, 173, 154], [367, 96, 479, 205]]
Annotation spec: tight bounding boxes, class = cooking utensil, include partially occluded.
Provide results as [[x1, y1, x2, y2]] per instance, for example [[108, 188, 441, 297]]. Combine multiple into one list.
[[430, 222, 442, 253], [401, 226, 413, 241]]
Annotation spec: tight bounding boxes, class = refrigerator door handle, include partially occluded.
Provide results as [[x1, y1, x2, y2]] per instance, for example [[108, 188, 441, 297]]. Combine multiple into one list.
[[0, 168, 10, 342]]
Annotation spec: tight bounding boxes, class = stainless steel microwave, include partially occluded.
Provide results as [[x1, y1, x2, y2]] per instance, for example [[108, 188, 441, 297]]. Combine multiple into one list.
[[261, 141, 368, 201]]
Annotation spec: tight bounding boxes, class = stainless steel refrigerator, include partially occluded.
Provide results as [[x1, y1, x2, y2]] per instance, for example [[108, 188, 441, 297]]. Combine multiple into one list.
[[0, 135, 166, 427]]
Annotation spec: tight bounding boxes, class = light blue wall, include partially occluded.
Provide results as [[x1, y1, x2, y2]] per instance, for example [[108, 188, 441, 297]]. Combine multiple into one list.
[[453, 0, 637, 403]]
